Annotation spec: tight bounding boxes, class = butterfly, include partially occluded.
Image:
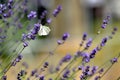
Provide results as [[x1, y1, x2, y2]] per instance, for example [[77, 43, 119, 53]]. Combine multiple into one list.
[[38, 24, 51, 36]]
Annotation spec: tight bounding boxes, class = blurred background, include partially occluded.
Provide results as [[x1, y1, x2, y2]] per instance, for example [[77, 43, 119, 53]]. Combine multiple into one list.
[[1, 0, 120, 80]]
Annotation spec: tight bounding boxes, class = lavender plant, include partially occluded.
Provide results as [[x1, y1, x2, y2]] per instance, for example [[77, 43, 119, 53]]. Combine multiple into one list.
[[0, 0, 120, 80]]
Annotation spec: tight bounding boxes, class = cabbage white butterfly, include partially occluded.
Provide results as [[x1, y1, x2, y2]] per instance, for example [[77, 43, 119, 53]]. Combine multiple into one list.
[[38, 24, 51, 36]]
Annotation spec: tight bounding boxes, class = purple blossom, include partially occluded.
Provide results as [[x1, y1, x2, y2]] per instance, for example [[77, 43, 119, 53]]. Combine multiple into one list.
[[78, 65, 84, 70], [110, 57, 118, 64], [31, 69, 37, 76], [82, 53, 90, 63], [43, 62, 49, 68], [39, 75, 45, 80], [12, 54, 23, 66], [7, 3, 12, 9], [85, 38, 92, 48], [80, 74, 86, 80], [47, 18, 52, 24], [63, 70, 70, 78], [98, 68, 104, 74], [22, 23, 40, 45], [89, 48, 97, 59], [61, 54, 72, 63], [94, 76, 101, 80], [17, 54, 23, 61], [8, 0, 14, 4], [53, 5, 62, 17], [101, 15, 111, 29], [83, 66, 90, 74], [75, 51, 82, 57], [57, 40, 64, 45], [82, 33, 87, 41], [2, 76, 7, 80], [100, 37, 108, 47], [62, 33, 70, 41], [27, 11, 37, 20], [23, 41, 28, 47], [21, 34, 27, 41], [91, 66, 98, 74], [32, 23, 40, 35]]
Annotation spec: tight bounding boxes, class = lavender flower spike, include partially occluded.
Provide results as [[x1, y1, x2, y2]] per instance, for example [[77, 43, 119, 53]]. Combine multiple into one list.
[[101, 15, 111, 29], [100, 37, 108, 47], [86, 38, 92, 48], [53, 5, 62, 17], [61, 54, 72, 63]]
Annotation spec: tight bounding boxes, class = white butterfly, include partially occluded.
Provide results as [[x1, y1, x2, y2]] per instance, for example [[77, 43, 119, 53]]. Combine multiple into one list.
[[38, 24, 51, 36]]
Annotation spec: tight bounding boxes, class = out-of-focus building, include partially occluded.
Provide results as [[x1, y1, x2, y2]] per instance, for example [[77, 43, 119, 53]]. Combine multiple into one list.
[[80, 0, 108, 33]]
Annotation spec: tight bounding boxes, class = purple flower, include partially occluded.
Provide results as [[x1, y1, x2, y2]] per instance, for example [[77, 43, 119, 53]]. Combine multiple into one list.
[[8, 0, 14, 4], [17, 54, 23, 61], [2, 76, 7, 80], [98, 68, 104, 74], [43, 62, 49, 68], [23, 41, 28, 47], [39, 75, 44, 80], [101, 15, 110, 29], [110, 57, 118, 64], [83, 66, 90, 74], [91, 66, 98, 74], [57, 40, 64, 45], [89, 48, 97, 59], [3, 13, 9, 18], [78, 65, 84, 70], [85, 38, 92, 48], [82, 33, 87, 41], [53, 5, 62, 17], [100, 37, 108, 47], [62, 33, 70, 41], [21, 23, 40, 47], [32, 23, 40, 35], [63, 70, 70, 78], [22, 34, 27, 41], [47, 18, 52, 24], [80, 74, 86, 80], [75, 51, 82, 57], [12, 54, 23, 66], [27, 11, 37, 20], [61, 54, 72, 63], [82, 53, 90, 63], [31, 69, 37, 76]]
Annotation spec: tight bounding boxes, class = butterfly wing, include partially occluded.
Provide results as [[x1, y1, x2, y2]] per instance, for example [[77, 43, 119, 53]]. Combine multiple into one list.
[[38, 25, 51, 36]]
